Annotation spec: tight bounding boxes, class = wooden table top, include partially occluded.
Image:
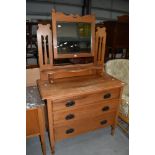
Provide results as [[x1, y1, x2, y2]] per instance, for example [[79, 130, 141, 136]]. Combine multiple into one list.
[[37, 73, 124, 101]]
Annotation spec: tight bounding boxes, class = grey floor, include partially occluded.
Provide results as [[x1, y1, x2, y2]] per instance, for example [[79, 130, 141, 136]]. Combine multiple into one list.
[[26, 127, 129, 155]]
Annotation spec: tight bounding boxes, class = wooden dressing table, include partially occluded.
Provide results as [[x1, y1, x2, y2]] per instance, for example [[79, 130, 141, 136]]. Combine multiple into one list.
[[37, 10, 124, 154]]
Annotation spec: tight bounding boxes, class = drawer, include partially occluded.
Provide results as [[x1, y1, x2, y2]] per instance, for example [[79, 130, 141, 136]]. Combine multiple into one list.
[[53, 99, 119, 125], [53, 88, 120, 111], [54, 113, 115, 141]]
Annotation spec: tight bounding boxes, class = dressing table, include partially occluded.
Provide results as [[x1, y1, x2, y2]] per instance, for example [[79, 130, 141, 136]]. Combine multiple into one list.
[[37, 10, 124, 154]]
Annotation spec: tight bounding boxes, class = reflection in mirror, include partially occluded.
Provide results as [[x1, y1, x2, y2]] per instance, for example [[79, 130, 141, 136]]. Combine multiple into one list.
[[56, 22, 91, 54]]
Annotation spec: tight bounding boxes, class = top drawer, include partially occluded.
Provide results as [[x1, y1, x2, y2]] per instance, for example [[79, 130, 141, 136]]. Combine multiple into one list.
[[53, 88, 120, 111]]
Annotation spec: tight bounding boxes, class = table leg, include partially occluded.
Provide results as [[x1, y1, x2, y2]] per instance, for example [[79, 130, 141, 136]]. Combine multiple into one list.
[[47, 99, 55, 154], [38, 107, 46, 155], [39, 135, 46, 155], [111, 125, 116, 136]]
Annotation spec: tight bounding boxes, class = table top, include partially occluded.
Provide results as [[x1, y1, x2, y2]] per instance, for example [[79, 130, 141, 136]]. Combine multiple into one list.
[[26, 86, 45, 109], [37, 72, 124, 101]]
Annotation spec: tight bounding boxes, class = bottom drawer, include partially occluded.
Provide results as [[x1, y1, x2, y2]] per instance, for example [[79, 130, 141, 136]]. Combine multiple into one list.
[[54, 113, 115, 141]]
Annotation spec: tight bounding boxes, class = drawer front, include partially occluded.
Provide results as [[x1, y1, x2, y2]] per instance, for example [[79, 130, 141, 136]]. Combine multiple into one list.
[[54, 114, 115, 141], [53, 99, 119, 125], [53, 88, 120, 111]]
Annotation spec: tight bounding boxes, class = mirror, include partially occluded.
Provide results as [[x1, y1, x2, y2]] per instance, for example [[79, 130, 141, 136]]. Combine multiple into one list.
[[56, 22, 91, 54], [52, 11, 95, 59]]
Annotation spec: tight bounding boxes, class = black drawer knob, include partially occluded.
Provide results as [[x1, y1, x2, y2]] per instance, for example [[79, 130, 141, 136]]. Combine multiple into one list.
[[65, 114, 75, 120], [103, 93, 111, 99], [100, 120, 107, 125], [66, 100, 75, 107], [102, 106, 110, 112], [66, 128, 74, 134]]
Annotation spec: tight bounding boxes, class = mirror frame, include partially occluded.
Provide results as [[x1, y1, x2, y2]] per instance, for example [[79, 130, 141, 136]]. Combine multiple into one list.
[[52, 10, 95, 59]]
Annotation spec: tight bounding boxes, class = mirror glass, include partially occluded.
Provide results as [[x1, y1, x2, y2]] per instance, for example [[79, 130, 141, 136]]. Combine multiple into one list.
[[56, 22, 91, 54]]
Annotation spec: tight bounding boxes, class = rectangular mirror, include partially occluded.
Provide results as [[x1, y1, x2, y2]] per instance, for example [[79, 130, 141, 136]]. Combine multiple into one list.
[[52, 11, 95, 59], [57, 22, 91, 54]]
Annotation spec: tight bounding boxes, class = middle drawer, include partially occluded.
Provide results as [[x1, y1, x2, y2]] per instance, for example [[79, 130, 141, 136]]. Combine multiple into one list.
[[53, 99, 119, 125]]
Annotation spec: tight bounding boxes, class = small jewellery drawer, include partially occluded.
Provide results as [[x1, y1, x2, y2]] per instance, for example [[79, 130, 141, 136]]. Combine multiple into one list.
[[54, 114, 115, 140], [53, 88, 120, 111], [53, 99, 119, 125]]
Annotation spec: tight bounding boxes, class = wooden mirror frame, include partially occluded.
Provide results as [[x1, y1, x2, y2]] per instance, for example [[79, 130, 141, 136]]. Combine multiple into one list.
[[51, 10, 96, 59], [37, 11, 106, 81]]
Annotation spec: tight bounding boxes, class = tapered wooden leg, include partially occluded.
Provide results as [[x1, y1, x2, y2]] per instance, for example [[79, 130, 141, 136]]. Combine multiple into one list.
[[111, 125, 116, 136], [47, 99, 55, 154], [38, 107, 46, 155], [39, 135, 46, 155]]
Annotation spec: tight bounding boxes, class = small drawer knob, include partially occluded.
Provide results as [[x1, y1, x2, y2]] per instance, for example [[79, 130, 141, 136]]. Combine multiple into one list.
[[102, 106, 110, 112], [65, 114, 75, 120], [66, 128, 74, 134], [100, 120, 107, 125], [66, 100, 75, 107], [103, 93, 111, 99]]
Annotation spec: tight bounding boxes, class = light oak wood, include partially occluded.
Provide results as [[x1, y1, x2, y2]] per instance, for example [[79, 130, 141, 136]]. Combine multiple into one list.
[[52, 9, 95, 22], [52, 91, 120, 112], [37, 24, 106, 82], [37, 73, 124, 153], [48, 68, 99, 83], [95, 27, 106, 67], [37, 73, 122, 100], [39, 63, 95, 81], [38, 107, 46, 155], [37, 24, 53, 71], [47, 99, 55, 154], [35, 10, 124, 154], [26, 106, 46, 155], [54, 114, 115, 141], [42, 63, 94, 71], [26, 108, 40, 136], [53, 105, 117, 126], [51, 9, 95, 59]]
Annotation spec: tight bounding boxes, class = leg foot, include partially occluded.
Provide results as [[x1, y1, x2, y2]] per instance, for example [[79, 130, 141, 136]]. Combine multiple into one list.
[[39, 135, 46, 155], [111, 126, 116, 136], [52, 150, 55, 155]]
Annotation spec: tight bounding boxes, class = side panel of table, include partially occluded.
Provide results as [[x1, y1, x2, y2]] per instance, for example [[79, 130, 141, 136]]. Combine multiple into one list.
[[26, 106, 46, 155]]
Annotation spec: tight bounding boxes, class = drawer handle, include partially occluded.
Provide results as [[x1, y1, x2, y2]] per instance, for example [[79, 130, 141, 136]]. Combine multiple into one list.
[[100, 120, 107, 125], [103, 93, 111, 99], [102, 106, 110, 112], [66, 100, 75, 107], [65, 114, 75, 120], [66, 128, 74, 134]]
